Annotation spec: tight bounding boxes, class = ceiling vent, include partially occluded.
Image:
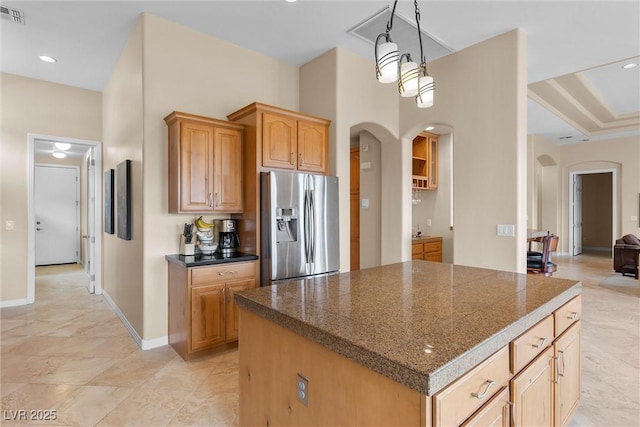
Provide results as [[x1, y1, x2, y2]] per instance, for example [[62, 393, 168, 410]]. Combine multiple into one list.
[[0, 5, 26, 24], [348, 6, 453, 64]]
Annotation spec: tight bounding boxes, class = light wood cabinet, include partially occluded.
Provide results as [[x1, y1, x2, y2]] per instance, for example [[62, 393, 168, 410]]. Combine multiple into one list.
[[554, 322, 581, 427], [462, 387, 511, 427], [511, 346, 554, 427], [229, 102, 330, 175], [165, 111, 244, 213], [168, 260, 258, 360], [226, 102, 331, 257], [412, 131, 438, 190], [412, 237, 443, 262]]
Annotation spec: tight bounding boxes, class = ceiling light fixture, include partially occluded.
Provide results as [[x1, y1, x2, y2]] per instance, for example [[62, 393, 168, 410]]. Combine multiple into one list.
[[39, 55, 57, 63], [375, 0, 435, 108], [54, 142, 71, 151], [284, 0, 297, 2], [622, 62, 638, 69], [425, 126, 435, 131], [52, 152, 67, 159]]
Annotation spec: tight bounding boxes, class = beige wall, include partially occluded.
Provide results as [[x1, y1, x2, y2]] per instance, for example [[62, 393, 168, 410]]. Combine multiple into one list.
[[582, 173, 612, 248], [530, 135, 640, 253], [358, 131, 382, 269], [401, 30, 528, 272], [138, 14, 299, 341], [0, 73, 101, 302], [102, 18, 145, 334], [412, 131, 454, 263]]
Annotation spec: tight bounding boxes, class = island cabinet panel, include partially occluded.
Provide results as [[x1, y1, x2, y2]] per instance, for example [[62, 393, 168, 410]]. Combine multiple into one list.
[[168, 260, 258, 360], [510, 346, 554, 427], [433, 346, 510, 427], [510, 315, 554, 374], [164, 111, 244, 213], [554, 322, 581, 427], [238, 309, 427, 427], [461, 386, 511, 427], [554, 295, 581, 337]]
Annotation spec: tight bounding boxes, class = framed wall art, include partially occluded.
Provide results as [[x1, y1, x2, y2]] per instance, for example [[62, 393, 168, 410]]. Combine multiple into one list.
[[116, 160, 131, 240], [104, 169, 114, 234]]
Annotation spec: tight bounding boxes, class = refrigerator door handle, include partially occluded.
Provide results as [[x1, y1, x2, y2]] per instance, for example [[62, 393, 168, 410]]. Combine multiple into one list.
[[303, 189, 310, 263], [309, 189, 316, 265]]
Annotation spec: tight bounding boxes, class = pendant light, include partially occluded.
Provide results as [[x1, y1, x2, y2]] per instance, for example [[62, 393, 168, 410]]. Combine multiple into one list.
[[374, 0, 436, 108]]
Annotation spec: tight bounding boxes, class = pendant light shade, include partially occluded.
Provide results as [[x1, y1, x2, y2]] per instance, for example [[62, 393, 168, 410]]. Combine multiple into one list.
[[375, 34, 399, 83], [374, 0, 436, 108], [399, 55, 419, 97], [416, 74, 434, 108]]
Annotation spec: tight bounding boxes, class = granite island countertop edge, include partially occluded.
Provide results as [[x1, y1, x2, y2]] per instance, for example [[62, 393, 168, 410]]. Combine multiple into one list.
[[235, 273, 582, 396]]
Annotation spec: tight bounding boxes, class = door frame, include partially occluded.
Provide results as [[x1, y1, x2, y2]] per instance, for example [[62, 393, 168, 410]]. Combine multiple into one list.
[[568, 168, 617, 256], [34, 163, 81, 265], [27, 134, 103, 304]]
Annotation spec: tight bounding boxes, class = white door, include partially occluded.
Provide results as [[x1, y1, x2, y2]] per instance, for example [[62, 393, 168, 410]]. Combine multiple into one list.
[[86, 150, 96, 293], [35, 165, 79, 265], [573, 174, 583, 255]]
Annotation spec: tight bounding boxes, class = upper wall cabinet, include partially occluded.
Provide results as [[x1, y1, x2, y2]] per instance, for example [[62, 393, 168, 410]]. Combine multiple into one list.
[[412, 131, 438, 191], [228, 102, 330, 175], [165, 111, 244, 213]]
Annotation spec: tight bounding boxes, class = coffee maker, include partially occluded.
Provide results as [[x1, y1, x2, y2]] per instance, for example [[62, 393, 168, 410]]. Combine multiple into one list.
[[217, 220, 240, 255]]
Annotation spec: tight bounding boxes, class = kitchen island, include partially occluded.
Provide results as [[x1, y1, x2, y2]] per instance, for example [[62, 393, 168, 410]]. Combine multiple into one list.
[[235, 261, 582, 426]]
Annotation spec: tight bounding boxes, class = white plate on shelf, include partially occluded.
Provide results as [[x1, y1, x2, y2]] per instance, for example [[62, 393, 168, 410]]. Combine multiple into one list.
[[198, 243, 218, 255]]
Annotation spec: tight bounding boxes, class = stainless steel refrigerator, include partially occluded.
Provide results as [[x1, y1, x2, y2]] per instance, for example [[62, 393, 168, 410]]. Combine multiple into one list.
[[260, 171, 340, 285]]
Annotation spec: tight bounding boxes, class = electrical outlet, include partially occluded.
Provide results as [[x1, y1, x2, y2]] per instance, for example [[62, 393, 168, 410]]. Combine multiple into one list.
[[297, 373, 309, 406], [5, 220, 14, 230], [426, 219, 432, 226]]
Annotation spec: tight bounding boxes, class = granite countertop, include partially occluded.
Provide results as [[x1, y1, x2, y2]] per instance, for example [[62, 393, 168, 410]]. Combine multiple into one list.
[[235, 260, 581, 396], [166, 252, 258, 267]]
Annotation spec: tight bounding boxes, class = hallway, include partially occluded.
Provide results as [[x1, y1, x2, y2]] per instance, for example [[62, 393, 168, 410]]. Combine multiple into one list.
[[1, 255, 638, 426]]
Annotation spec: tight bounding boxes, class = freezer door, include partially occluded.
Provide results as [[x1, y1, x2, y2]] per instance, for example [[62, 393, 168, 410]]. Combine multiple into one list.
[[308, 174, 340, 275]]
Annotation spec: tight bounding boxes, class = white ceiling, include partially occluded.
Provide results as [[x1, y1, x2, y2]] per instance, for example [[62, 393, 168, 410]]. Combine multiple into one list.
[[3, 0, 639, 148]]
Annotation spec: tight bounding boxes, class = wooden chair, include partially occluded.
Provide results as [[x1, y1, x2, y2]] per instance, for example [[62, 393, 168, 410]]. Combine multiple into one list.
[[527, 234, 559, 276]]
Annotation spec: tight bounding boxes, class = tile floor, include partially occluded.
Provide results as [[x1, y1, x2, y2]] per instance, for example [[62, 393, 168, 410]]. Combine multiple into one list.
[[1, 254, 638, 426]]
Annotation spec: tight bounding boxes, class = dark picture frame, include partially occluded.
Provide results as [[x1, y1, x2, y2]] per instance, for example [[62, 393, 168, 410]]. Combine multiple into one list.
[[104, 169, 115, 234], [116, 160, 131, 240]]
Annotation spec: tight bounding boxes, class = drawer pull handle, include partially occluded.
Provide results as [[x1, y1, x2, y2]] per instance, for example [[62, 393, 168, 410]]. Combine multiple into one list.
[[217, 271, 236, 276], [532, 337, 547, 349], [471, 380, 495, 399], [568, 312, 578, 320]]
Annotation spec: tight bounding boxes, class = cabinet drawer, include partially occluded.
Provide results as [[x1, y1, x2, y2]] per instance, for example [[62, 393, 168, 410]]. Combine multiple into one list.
[[424, 242, 441, 253], [510, 315, 554, 373], [191, 262, 255, 286], [433, 346, 510, 427], [412, 243, 423, 255], [554, 295, 581, 337], [461, 386, 510, 427]]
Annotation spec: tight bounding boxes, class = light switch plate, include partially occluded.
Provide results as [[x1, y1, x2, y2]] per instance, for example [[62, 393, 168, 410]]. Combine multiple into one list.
[[361, 198, 369, 209], [497, 224, 515, 237]]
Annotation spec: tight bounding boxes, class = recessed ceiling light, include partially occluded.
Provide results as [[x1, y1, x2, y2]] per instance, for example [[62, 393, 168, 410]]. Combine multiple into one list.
[[52, 152, 67, 159], [39, 55, 57, 63], [425, 126, 435, 131], [622, 63, 638, 69], [54, 142, 71, 151], [284, 0, 297, 3]]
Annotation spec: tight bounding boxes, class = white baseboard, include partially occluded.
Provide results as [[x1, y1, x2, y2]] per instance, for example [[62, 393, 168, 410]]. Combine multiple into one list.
[[0, 298, 29, 308], [101, 290, 168, 351]]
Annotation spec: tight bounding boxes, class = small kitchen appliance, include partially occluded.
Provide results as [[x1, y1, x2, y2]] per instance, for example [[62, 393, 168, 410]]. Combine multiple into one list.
[[218, 219, 240, 254]]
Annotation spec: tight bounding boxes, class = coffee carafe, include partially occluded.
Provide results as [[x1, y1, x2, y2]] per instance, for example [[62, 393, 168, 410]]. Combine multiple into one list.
[[218, 220, 240, 254]]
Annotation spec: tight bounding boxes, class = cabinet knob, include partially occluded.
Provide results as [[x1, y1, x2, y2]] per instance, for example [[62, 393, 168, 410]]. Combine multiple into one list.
[[208, 193, 213, 207]]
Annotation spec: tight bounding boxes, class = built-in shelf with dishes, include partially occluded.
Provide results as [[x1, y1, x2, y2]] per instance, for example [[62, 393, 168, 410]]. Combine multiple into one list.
[[412, 131, 438, 191]]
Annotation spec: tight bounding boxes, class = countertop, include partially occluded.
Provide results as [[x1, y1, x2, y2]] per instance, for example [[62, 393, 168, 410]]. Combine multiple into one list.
[[234, 260, 581, 396], [412, 236, 442, 243], [165, 252, 258, 267]]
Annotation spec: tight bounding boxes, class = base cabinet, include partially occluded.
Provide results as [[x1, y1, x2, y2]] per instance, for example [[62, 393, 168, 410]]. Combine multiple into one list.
[[511, 346, 554, 427], [412, 237, 443, 262], [168, 260, 257, 360], [554, 322, 581, 427], [462, 387, 511, 427]]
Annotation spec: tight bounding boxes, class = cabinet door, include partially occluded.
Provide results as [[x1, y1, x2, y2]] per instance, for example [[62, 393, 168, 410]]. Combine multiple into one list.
[[225, 279, 256, 341], [262, 112, 296, 170], [213, 127, 243, 212], [462, 387, 511, 427], [427, 136, 438, 190], [180, 121, 214, 211], [412, 243, 423, 260], [554, 322, 581, 427], [510, 346, 553, 427], [297, 119, 327, 174], [191, 284, 226, 350]]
